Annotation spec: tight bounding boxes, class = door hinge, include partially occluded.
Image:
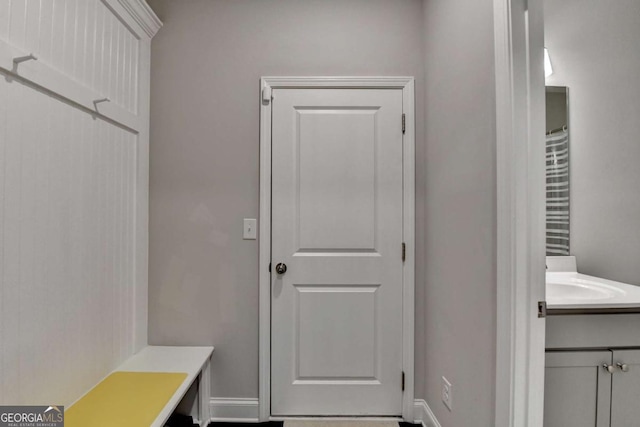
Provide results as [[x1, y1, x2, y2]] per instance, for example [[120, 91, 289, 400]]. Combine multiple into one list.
[[268, 262, 271, 273], [402, 113, 406, 134], [538, 301, 547, 318], [401, 371, 405, 391], [402, 242, 406, 262]]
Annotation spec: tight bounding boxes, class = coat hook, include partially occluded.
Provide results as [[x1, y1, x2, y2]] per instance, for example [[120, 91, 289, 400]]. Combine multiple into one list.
[[93, 97, 110, 106], [13, 53, 38, 64]]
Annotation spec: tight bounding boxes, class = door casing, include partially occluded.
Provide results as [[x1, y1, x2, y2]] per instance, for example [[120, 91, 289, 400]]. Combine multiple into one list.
[[258, 76, 416, 421], [493, 0, 547, 426]]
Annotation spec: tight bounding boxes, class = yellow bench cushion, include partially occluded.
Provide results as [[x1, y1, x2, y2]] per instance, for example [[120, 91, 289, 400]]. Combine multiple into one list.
[[65, 371, 188, 427]]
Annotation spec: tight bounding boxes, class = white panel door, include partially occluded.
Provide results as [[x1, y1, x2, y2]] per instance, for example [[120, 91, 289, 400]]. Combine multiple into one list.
[[271, 88, 404, 416]]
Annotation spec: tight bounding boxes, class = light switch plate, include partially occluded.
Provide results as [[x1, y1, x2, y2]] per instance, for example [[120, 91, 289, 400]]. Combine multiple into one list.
[[243, 218, 257, 240]]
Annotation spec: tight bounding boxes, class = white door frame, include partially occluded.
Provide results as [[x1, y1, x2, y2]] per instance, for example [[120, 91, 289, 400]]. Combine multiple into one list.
[[493, 0, 546, 426], [258, 76, 416, 421]]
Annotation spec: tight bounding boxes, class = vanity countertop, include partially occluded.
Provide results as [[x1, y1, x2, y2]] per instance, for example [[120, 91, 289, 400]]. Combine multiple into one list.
[[546, 271, 640, 309]]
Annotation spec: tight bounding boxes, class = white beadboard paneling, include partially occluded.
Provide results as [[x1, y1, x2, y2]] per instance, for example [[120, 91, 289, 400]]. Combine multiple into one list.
[[74, 0, 87, 82], [23, 0, 40, 54], [38, 0, 54, 66], [0, 79, 139, 405], [131, 37, 139, 113], [108, 14, 118, 106], [51, 0, 66, 72], [133, 39, 150, 352], [0, 0, 141, 116], [0, 1, 10, 41], [100, 7, 112, 97], [62, 0, 77, 77], [0, 0, 157, 406], [2, 78, 22, 401], [118, 23, 126, 110], [82, 0, 96, 86], [0, 44, 6, 397], [92, 0, 104, 91], [123, 28, 131, 111], [8, 0, 25, 49], [18, 80, 37, 403]]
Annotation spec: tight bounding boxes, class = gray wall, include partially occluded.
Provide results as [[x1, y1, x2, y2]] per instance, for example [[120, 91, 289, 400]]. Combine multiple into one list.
[[545, 0, 640, 285], [147, 0, 427, 400], [421, 0, 497, 425], [148, 1, 500, 423]]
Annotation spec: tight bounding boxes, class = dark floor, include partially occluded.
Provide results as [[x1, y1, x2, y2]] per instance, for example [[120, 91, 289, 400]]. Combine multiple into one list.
[[165, 413, 201, 427], [208, 423, 283, 427], [207, 421, 419, 427]]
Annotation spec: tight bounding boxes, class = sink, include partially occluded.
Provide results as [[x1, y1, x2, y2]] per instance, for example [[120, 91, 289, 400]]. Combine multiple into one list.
[[545, 257, 640, 309], [545, 272, 638, 308], [547, 281, 623, 301]]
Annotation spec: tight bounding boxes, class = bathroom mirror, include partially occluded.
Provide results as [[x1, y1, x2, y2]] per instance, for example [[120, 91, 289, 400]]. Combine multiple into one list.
[[545, 86, 569, 255]]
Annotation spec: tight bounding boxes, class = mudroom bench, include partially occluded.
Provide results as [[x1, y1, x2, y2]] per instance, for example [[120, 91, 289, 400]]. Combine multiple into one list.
[[65, 346, 214, 427]]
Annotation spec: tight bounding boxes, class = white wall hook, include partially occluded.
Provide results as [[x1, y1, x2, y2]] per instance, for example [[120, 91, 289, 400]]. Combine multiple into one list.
[[13, 53, 38, 64], [93, 97, 111, 106]]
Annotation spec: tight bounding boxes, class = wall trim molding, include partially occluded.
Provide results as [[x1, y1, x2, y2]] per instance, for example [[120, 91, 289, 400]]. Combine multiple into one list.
[[116, 0, 162, 38], [209, 397, 436, 425], [209, 398, 260, 423], [493, 0, 546, 426], [413, 400, 442, 427], [260, 76, 417, 88]]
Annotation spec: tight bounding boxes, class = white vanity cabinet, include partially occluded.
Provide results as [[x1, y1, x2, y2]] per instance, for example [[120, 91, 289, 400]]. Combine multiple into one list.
[[544, 350, 640, 427], [610, 350, 640, 427], [544, 351, 611, 427]]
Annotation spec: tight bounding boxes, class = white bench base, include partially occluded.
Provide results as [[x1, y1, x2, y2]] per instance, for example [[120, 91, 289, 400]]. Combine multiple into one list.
[[118, 346, 214, 427], [68, 345, 214, 427]]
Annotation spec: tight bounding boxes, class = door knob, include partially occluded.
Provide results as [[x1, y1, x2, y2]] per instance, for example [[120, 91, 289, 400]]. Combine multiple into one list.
[[603, 364, 616, 374], [275, 263, 287, 275], [617, 363, 630, 372]]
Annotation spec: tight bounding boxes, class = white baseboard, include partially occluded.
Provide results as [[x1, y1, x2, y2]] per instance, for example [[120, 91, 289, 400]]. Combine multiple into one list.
[[209, 398, 438, 425], [209, 397, 260, 423], [270, 417, 403, 422], [413, 399, 441, 427]]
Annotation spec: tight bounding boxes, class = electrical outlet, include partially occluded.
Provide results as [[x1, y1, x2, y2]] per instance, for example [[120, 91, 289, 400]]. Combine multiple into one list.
[[442, 376, 453, 411]]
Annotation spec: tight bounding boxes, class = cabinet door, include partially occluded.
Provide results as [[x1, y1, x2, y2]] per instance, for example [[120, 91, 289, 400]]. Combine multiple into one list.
[[611, 350, 640, 427], [544, 351, 612, 427]]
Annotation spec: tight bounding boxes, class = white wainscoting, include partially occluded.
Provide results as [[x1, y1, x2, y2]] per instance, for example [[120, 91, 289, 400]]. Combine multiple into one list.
[[0, 0, 159, 406]]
